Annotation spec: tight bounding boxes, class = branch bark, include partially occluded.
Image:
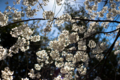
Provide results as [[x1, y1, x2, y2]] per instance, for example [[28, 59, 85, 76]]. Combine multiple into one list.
[[2, 18, 120, 27]]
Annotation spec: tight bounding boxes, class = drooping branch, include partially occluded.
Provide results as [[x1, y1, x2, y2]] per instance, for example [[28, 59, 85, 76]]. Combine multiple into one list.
[[100, 30, 120, 75], [81, 30, 120, 80]]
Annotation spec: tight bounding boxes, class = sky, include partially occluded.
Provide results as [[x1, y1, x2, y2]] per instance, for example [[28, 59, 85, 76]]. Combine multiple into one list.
[[0, 0, 14, 11], [33, 0, 85, 38]]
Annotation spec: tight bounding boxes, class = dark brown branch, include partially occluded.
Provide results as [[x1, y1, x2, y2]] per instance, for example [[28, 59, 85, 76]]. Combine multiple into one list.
[[2, 18, 120, 27], [72, 18, 120, 23], [100, 30, 120, 75], [81, 30, 120, 80], [38, 1, 44, 11]]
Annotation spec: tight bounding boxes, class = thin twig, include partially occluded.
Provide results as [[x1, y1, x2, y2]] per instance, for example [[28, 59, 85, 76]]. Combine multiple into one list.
[[38, 1, 44, 11]]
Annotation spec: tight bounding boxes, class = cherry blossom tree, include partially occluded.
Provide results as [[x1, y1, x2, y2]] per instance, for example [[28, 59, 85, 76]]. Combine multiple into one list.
[[0, 0, 120, 80]]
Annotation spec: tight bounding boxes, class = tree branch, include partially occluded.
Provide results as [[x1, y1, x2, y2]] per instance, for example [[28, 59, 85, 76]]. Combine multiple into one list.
[[100, 30, 120, 75], [2, 18, 120, 27], [81, 30, 120, 80]]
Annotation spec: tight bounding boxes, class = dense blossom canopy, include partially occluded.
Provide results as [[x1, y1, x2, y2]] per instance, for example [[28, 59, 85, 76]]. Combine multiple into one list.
[[0, 0, 120, 80]]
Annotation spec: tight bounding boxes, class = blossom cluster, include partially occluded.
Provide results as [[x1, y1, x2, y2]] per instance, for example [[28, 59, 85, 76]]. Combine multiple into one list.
[[55, 13, 71, 26], [1, 67, 14, 80], [49, 30, 79, 51], [43, 11, 54, 21], [0, 46, 7, 60], [0, 11, 8, 26], [22, 0, 39, 6], [28, 69, 41, 79], [25, 6, 39, 17], [0, 24, 40, 61]]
